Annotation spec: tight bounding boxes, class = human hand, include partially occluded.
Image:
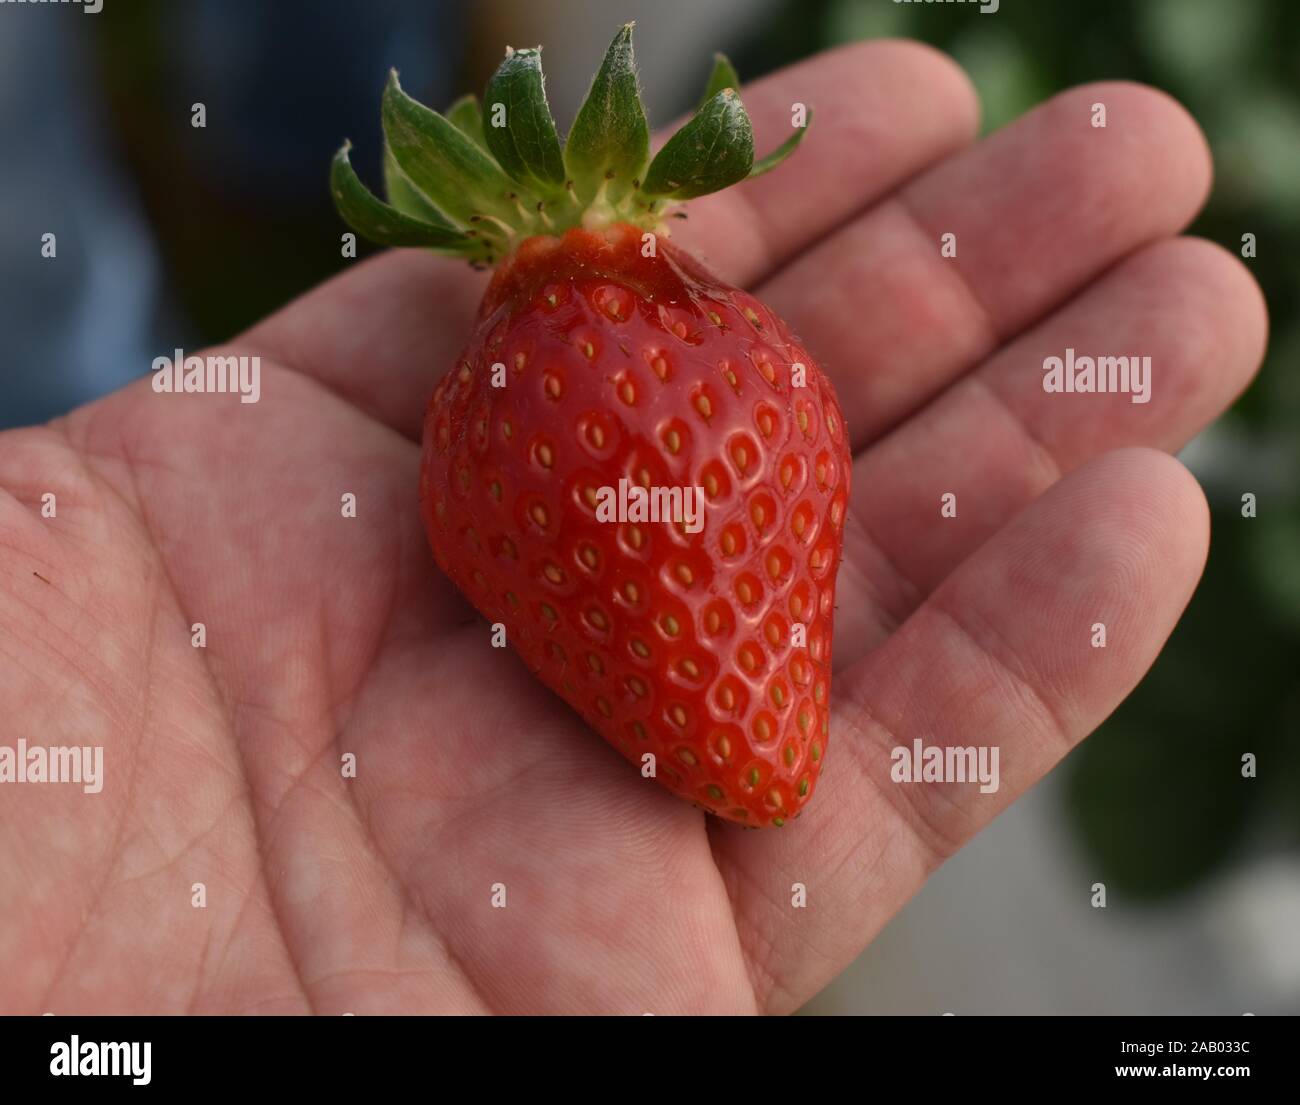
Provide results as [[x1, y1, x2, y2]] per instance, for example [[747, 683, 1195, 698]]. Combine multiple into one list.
[[0, 41, 1265, 1014]]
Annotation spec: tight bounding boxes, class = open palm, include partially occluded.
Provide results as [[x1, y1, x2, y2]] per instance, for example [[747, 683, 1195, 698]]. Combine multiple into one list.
[[0, 42, 1265, 1014]]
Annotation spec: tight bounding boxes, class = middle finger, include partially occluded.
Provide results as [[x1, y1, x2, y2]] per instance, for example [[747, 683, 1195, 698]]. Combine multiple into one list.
[[757, 81, 1213, 452]]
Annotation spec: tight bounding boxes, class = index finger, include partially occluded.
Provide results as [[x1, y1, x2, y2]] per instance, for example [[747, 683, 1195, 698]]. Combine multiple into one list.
[[668, 39, 979, 283]]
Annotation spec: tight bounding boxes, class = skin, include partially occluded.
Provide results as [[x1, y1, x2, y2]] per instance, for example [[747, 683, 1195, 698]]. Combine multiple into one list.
[[0, 41, 1267, 1014]]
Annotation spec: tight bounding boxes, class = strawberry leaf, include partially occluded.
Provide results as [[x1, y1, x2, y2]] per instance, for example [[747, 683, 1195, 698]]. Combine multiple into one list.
[[383, 146, 456, 224], [332, 29, 809, 254], [698, 53, 741, 110], [382, 70, 518, 228], [446, 94, 488, 150], [331, 143, 477, 252], [484, 47, 566, 190], [641, 89, 753, 199], [564, 24, 649, 204], [749, 108, 812, 179]]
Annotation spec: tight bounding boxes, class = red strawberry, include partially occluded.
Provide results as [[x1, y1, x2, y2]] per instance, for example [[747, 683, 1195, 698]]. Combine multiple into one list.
[[332, 26, 849, 826]]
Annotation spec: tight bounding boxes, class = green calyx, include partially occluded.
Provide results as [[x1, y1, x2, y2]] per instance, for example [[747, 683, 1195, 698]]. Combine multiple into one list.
[[330, 24, 810, 265]]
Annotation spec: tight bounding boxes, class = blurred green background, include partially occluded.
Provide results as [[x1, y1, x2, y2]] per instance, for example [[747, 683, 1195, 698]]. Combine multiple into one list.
[[3, 0, 1295, 1010]]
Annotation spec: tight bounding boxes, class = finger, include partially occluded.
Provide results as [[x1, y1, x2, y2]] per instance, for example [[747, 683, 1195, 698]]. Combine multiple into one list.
[[241, 40, 979, 441], [240, 248, 488, 440], [830, 236, 1265, 664], [0, 425, 76, 538], [756, 81, 1213, 449], [712, 447, 1210, 1012], [670, 39, 979, 284]]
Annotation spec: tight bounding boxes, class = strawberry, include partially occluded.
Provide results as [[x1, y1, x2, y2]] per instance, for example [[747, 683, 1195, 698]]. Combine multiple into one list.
[[331, 25, 849, 826]]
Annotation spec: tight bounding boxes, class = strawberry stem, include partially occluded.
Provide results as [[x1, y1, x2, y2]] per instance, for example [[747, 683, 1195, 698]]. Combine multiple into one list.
[[331, 25, 810, 261]]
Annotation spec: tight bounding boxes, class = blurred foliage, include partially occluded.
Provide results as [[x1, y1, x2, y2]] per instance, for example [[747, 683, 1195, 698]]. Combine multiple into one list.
[[738, 0, 1300, 898]]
